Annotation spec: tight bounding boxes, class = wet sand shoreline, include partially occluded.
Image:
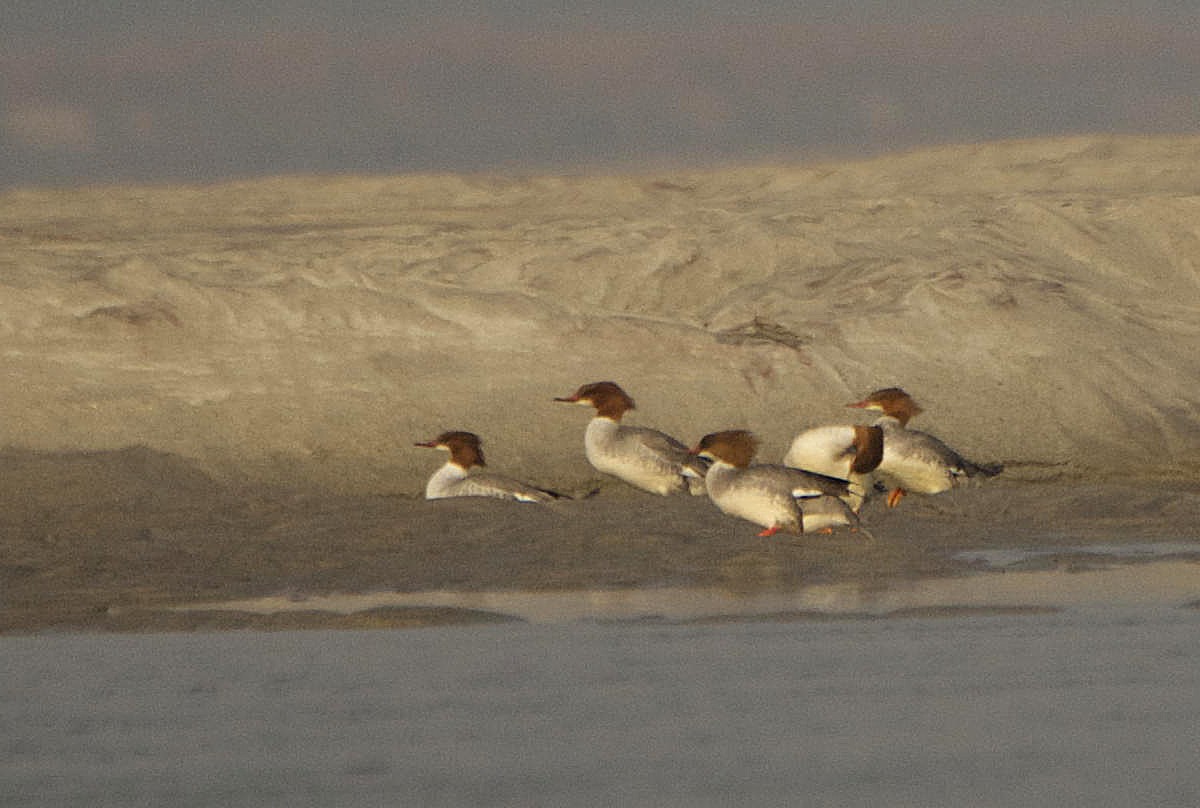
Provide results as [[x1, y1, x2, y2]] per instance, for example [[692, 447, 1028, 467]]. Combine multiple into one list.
[[3, 448, 1197, 635]]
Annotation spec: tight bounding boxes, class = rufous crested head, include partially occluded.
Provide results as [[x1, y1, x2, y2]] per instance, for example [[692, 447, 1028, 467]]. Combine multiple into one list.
[[847, 387, 923, 426], [414, 430, 486, 468], [692, 429, 759, 468], [849, 424, 885, 474], [554, 381, 636, 420]]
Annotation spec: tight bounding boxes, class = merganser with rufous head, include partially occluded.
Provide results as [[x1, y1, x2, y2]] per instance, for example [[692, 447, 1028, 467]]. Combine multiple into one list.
[[555, 381, 709, 495], [692, 429, 859, 536], [416, 431, 567, 503], [782, 422, 883, 513], [846, 387, 1002, 507]]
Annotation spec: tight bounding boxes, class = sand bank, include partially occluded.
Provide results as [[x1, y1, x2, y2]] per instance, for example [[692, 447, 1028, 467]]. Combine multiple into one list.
[[1, 135, 1198, 632]]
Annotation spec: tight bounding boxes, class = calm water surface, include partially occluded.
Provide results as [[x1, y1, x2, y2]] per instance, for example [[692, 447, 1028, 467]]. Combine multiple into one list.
[[4, 607, 1200, 807]]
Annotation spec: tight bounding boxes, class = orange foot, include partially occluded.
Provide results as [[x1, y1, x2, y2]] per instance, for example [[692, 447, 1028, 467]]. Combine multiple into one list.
[[886, 488, 907, 508], [815, 527, 834, 534], [758, 525, 781, 537]]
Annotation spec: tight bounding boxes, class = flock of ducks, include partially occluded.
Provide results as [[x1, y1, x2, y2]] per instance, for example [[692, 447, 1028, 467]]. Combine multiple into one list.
[[416, 382, 1002, 537]]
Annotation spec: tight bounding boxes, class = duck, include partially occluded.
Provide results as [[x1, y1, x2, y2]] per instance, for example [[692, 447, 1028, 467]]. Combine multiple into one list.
[[555, 381, 709, 495], [782, 423, 884, 512], [692, 429, 859, 536], [415, 431, 567, 503], [847, 387, 1002, 507]]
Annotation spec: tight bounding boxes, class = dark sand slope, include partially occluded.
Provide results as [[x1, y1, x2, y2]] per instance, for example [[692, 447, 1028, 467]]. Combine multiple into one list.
[[1, 135, 1199, 632], [1, 447, 1197, 633]]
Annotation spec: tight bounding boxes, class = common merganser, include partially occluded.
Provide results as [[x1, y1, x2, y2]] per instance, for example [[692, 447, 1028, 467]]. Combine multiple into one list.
[[847, 387, 1002, 507], [416, 431, 567, 503], [554, 381, 709, 495], [692, 429, 858, 536], [782, 423, 883, 512]]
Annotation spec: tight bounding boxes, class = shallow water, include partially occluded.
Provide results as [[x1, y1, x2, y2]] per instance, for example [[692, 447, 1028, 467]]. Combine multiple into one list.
[[180, 555, 1200, 623], [5, 606, 1200, 807]]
